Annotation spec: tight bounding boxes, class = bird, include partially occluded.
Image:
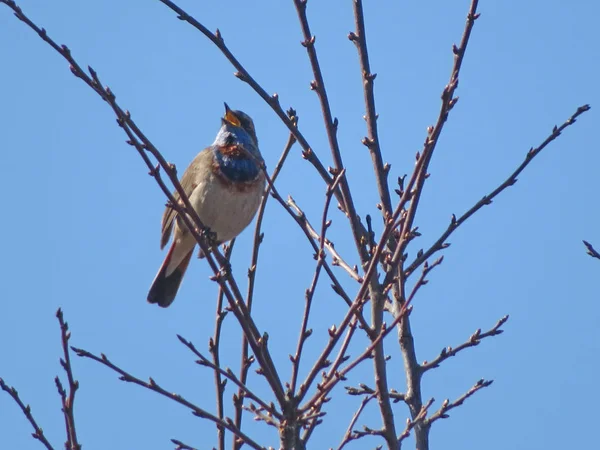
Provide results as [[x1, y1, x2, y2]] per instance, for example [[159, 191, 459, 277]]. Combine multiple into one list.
[[147, 104, 265, 307]]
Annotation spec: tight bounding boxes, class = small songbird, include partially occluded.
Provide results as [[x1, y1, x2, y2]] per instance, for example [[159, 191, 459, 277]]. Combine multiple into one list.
[[147, 104, 265, 307]]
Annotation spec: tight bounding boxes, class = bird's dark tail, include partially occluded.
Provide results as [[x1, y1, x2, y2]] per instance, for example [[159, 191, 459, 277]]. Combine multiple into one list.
[[147, 243, 193, 308]]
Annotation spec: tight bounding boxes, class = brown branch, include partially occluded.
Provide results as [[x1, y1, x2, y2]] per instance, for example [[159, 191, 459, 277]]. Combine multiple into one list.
[[400, 0, 480, 248], [383, 4, 481, 449], [177, 335, 282, 423], [290, 170, 346, 395], [211, 242, 236, 450], [286, 14, 398, 442], [287, 199, 362, 283], [424, 379, 493, 426], [369, 291, 397, 448], [299, 318, 359, 443], [0, 378, 56, 450], [349, 0, 392, 217], [292, 0, 368, 265], [404, 256, 444, 316], [295, 120, 429, 447], [235, 128, 297, 448], [421, 315, 509, 373], [55, 309, 81, 450], [299, 305, 412, 446], [263, 193, 369, 332], [384, 0, 482, 291], [583, 240, 600, 260], [280, 153, 432, 410], [336, 394, 377, 450], [71, 347, 266, 450], [301, 303, 413, 416], [171, 439, 198, 450], [406, 103, 591, 277], [294, 149, 429, 414], [397, 398, 434, 444]]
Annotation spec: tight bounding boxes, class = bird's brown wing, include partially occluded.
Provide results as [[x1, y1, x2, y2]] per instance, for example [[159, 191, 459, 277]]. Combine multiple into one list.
[[160, 148, 213, 249]]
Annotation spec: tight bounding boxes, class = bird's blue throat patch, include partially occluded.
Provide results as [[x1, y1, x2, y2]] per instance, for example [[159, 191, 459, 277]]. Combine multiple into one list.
[[214, 146, 261, 183]]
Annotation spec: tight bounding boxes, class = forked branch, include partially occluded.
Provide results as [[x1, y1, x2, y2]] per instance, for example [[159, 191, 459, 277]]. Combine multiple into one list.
[[406, 103, 591, 277]]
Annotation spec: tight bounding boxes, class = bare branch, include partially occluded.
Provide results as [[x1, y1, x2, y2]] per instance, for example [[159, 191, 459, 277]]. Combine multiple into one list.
[[0, 378, 56, 450], [301, 305, 413, 417], [406, 103, 591, 277], [171, 438, 198, 450], [336, 394, 377, 450], [349, 0, 393, 217], [404, 256, 444, 306], [397, 398, 434, 445], [292, 0, 370, 269], [264, 192, 370, 332], [71, 348, 266, 450], [300, 318, 359, 443], [290, 170, 346, 395], [387, 4, 482, 449], [177, 335, 282, 423], [425, 379, 494, 426], [287, 199, 362, 283], [55, 309, 81, 450], [234, 129, 297, 446], [384, 0, 482, 289], [421, 315, 509, 373]]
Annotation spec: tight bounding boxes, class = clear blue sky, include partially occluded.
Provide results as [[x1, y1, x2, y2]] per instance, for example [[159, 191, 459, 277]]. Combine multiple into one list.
[[1, 1, 598, 449]]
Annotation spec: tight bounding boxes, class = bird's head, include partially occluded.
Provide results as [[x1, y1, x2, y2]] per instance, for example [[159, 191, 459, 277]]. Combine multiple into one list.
[[214, 103, 259, 153]]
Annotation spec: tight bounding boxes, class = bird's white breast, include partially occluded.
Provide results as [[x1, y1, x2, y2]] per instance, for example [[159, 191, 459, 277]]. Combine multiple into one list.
[[189, 171, 265, 243]]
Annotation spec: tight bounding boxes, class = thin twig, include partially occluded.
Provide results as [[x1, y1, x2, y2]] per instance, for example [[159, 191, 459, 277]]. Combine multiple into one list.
[[264, 192, 369, 333], [211, 242, 235, 450], [385, 0, 482, 290], [397, 398, 434, 444], [424, 379, 493, 426], [293, 0, 370, 269], [177, 335, 282, 422], [171, 438, 199, 450], [336, 394, 377, 450], [301, 304, 413, 415], [300, 318, 359, 443], [0, 378, 56, 450], [406, 103, 591, 277], [236, 128, 297, 448], [71, 348, 266, 450], [287, 199, 362, 283], [295, 147, 428, 410], [388, 4, 482, 449], [349, 0, 392, 217], [404, 256, 444, 306], [421, 315, 509, 373], [55, 309, 81, 450], [290, 170, 346, 395]]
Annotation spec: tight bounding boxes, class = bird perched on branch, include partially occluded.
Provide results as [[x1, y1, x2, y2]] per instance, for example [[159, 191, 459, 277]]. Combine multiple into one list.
[[147, 104, 265, 307]]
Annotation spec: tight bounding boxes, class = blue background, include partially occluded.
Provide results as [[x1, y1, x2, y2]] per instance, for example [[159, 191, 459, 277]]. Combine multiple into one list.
[[1, 1, 598, 449]]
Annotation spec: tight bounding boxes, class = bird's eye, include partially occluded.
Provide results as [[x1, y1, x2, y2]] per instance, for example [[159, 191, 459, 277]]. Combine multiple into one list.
[[241, 118, 254, 134]]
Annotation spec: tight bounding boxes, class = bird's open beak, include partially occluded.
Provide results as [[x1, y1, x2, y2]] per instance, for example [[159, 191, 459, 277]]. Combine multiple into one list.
[[223, 102, 241, 127]]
